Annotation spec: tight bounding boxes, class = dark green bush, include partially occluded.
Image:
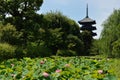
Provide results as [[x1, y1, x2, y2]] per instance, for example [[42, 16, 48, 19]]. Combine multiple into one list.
[[66, 34, 84, 55], [112, 39, 120, 58], [56, 49, 77, 56], [15, 47, 27, 59], [0, 23, 19, 45], [15, 44, 53, 58], [90, 39, 100, 55], [25, 43, 52, 57], [0, 43, 16, 60], [15, 44, 52, 58]]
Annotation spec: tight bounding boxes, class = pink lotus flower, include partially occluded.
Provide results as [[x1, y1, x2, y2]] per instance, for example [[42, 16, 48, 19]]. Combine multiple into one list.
[[11, 74, 16, 77], [43, 72, 49, 77], [98, 70, 103, 74], [11, 64, 14, 67], [65, 64, 70, 67], [55, 69, 61, 73], [40, 61, 45, 64]]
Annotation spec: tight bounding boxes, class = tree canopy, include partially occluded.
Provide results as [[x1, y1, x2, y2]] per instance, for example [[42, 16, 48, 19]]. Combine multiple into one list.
[[0, 0, 96, 59], [0, 3, 85, 58], [99, 9, 120, 57], [40, 11, 84, 55], [0, 0, 44, 45]]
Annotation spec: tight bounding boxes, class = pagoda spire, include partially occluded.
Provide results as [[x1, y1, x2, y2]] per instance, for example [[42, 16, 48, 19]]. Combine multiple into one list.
[[78, 4, 97, 36], [78, 4, 97, 55], [86, 4, 89, 18]]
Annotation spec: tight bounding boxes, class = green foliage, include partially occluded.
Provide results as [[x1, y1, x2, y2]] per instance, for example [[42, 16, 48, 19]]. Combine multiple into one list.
[[56, 49, 76, 56], [112, 39, 120, 57], [42, 11, 83, 55], [15, 43, 52, 58], [0, 57, 117, 79], [90, 39, 100, 55], [25, 43, 52, 57], [0, 43, 16, 60], [0, 23, 21, 45], [99, 9, 120, 57], [0, 0, 44, 46], [66, 34, 84, 55], [43, 11, 80, 35], [14, 47, 26, 59], [81, 30, 93, 55], [41, 28, 64, 54], [110, 59, 120, 79], [0, 1, 85, 57], [0, 0, 43, 21]]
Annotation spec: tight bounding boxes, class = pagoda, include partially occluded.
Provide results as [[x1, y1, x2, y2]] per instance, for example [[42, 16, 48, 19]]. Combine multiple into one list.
[[78, 4, 97, 36], [78, 4, 97, 55]]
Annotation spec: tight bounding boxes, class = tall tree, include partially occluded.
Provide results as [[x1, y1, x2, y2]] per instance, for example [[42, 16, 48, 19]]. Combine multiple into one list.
[[41, 11, 84, 55], [99, 9, 120, 57], [0, 0, 43, 29], [0, 0, 43, 45]]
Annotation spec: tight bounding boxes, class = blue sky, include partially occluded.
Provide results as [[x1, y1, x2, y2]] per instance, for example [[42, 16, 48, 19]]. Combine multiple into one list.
[[38, 0, 120, 39]]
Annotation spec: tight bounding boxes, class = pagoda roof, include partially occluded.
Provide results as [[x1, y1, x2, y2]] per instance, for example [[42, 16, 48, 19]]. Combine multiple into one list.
[[78, 4, 96, 24], [80, 26, 96, 30], [78, 17, 96, 24]]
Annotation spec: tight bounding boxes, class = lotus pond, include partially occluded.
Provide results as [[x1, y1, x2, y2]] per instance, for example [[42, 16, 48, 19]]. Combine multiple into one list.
[[0, 56, 117, 80]]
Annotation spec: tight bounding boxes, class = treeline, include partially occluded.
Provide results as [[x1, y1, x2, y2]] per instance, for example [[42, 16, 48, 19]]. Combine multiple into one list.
[[0, 0, 120, 60], [0, 0, 91, 60], [0, 12, 84, 59], [92, 9, 120, 58]]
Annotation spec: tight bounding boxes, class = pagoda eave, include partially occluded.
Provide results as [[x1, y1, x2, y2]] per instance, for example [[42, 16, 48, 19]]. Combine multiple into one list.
[[78, 17, 96, 25]]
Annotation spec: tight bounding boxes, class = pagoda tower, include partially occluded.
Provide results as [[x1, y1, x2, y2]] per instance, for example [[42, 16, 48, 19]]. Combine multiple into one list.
[[78, 4, 97, 55], [78, 4, 97, 36]]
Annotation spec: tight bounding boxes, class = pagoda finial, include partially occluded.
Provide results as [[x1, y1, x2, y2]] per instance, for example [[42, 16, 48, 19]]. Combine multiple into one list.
[[86, 4, 89, 18]]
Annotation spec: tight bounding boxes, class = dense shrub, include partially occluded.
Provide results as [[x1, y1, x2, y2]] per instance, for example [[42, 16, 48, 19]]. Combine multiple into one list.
[[56, 49, 76, 56], [81, 31, 93, 55], [0, 43, 16, 60], [25, 43, 52, 57], [15, 47, 26, 59], [112, 39, 120, 57], [0, 23, 21, 45], [15, 43, 52, 58], [66, 34, 84, 55], [42, 12, 84, 55], [90, 39, 100, 55]]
